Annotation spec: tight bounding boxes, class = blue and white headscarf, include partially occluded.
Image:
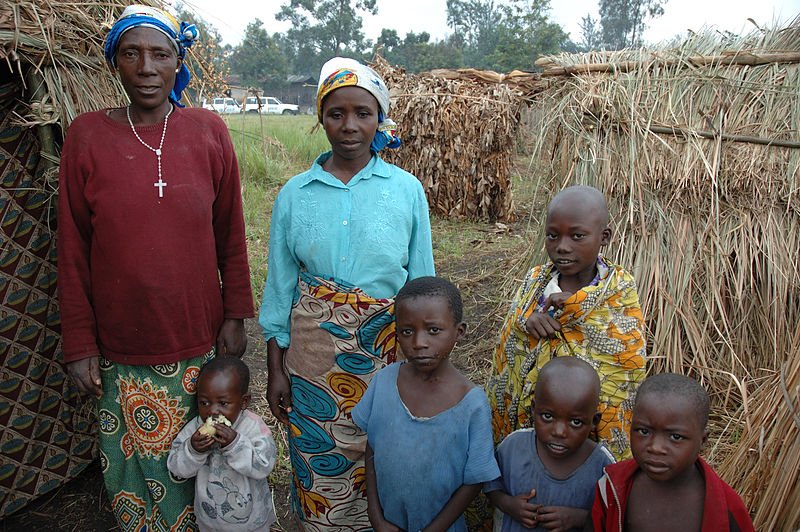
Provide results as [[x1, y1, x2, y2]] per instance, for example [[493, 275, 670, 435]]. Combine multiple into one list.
[[317, 57, 402, 152], [104, 5, 199, 106]]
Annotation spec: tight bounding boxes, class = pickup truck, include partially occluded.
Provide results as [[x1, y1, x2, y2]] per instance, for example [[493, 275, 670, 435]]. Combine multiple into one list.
[[244, 96, 299, 115], [202, 97, 240, 114]]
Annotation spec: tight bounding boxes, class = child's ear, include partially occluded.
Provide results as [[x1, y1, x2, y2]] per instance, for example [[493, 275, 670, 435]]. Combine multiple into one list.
[[600, 226, 613, 246], [700, 428, 709, 450], [456, 321, 467, 340], [592, 411, 602, 428], [241, 393, 251, 410]]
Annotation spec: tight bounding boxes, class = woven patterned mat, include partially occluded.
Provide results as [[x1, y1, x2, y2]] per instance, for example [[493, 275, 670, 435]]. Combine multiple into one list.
[[0, 79, 97, 517]]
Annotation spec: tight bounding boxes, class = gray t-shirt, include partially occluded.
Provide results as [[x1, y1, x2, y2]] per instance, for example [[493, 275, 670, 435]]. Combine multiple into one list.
[[484, 428, 614, 532]]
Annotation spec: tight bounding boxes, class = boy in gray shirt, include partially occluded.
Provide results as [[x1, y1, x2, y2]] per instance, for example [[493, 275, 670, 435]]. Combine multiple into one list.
[[485, 357, 614, 531], [168, 357, 277, 531]]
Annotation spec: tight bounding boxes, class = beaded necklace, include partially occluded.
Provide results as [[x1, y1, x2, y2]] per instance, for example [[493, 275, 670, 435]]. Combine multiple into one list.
[[126, 104, 173, 198]]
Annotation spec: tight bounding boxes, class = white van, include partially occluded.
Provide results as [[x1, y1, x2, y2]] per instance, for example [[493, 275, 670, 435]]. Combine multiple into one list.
[[244, 96, 299, 115], [202, 97, 240, 114]]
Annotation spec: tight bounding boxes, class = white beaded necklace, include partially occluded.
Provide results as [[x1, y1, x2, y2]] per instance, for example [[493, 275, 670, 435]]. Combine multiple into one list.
[[126, 104, 173, 198]]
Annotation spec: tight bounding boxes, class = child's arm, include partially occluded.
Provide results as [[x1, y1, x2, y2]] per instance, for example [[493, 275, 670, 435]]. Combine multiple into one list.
[[365, 443, 402, 532], [421, 483, 481, 532], [167, 421, 209, 478], [220, 417, 277, 480], [486, 488, 540, 529], [536, 505, 589, 531]]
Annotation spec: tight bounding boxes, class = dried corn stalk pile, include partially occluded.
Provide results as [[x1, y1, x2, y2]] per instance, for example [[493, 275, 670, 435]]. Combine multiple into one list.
[[526, 19, 800, 529], [373, 57, 548, 222]]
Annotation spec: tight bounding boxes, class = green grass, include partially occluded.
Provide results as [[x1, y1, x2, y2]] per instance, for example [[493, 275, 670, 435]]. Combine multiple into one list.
[[222, 114, 329, 187], [222, 114, 329, 300]]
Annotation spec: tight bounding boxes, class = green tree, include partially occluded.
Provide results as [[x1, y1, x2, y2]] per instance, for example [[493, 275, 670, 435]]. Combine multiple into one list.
[[578, 13, 602, 51], [229, 20, 288, 89], [446, 0, 501, 66], [378, 31, 463, 72], [447, 0, 569, 71], [277, 0, 377, 74], [599, 0, 667, 49]]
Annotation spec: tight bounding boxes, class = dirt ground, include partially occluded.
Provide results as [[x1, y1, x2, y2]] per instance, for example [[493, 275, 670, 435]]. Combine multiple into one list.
[[0, 209, 537, 531]]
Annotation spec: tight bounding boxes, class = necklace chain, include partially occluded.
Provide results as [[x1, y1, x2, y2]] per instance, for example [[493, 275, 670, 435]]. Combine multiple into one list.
[[126, 104, 173, 198]]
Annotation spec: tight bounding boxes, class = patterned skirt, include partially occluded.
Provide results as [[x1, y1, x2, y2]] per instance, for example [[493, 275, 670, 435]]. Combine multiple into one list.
[[97, 349, 214, 532], [286, 272, 397, 530]]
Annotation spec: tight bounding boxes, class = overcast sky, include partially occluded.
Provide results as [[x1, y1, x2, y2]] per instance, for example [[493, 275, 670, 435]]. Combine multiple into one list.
[[181, 0, 798, 47]]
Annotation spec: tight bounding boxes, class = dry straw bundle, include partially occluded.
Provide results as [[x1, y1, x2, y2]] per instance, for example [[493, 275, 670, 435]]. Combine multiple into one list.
[[372, 56, 548, 222], [718, 322, 800, 531], [528, 19, 800, 529]]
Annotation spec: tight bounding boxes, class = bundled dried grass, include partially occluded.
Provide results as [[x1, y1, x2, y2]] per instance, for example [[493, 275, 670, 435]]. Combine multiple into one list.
[[717, 322, 800, 531], [1, 0, 226, 134], [372, 56, 548, 222], [526, 19, 800, 528]]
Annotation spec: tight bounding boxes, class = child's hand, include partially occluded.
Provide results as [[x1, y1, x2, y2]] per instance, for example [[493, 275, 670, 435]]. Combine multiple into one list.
[[502, 488, 541, 528], [542, 292, 573, 311], [190, 427, 216, 453], [525, 312, 561, 339], [371, 515, 403, 532], [212, 423, 237, 448], [535, 505, 588, 531]]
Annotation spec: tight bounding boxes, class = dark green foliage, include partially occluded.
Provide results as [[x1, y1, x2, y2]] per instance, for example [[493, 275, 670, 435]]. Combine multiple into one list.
[[229, 20, 289, 89], [598, 0, 667, 49]]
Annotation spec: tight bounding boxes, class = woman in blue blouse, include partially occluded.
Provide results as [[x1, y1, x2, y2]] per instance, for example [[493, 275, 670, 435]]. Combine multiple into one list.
[[259, 57, 435, 528]]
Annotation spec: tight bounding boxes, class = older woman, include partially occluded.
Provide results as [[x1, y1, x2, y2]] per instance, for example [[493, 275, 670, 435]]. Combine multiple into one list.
[[57, 5, 253, 530], [260, 57, 435, 528]]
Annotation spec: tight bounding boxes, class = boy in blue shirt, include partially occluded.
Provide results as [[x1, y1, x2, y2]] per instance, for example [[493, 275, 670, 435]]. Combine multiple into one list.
[[485, 357, 614, 531], [353, 276, 499, 531]]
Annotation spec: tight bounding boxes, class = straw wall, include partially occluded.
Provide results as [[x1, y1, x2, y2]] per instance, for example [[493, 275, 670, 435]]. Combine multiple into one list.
[[373, 58, 548, 222], [527, 21, 800, 530]]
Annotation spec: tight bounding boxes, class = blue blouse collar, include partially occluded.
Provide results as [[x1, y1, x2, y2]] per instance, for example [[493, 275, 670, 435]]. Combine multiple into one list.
[[299, 152, 392, 188]]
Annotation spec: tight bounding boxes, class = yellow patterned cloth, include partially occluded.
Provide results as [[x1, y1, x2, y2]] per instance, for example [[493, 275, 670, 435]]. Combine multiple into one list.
[[487, 258, 646, 461]]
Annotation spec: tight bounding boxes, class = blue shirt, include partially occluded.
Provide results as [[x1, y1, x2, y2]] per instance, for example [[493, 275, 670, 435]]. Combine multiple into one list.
[[259, 153, 435, 347], [484, 428, 614, 532], [352, 362, 500, 532]]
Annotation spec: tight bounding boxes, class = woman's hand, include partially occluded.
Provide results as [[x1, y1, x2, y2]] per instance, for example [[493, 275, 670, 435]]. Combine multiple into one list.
[[66, 356, 102, 397], [216, 318, 247, 357], [267, 339, 292, 425]]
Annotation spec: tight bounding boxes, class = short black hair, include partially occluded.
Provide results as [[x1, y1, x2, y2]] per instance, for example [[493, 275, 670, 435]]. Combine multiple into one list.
[[198, 356, 250, 395], [396, 276, 464, 323], [635, 373, 710, 428]]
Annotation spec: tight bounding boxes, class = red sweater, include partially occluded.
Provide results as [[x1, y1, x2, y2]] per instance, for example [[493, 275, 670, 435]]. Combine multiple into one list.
[[592, 458, 754, 532], [58, 107, 254, 365]]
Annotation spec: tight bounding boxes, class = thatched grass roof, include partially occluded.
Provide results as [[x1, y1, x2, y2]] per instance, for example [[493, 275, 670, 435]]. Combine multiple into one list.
[[1, 0, 224, 134], [0, 1, 154, 132], [526, 18, 800, 530]]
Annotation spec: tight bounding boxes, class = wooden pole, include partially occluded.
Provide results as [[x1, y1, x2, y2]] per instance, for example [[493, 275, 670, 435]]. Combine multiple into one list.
[[537, 52, 800, 77], [648, 124, 800, 149]]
